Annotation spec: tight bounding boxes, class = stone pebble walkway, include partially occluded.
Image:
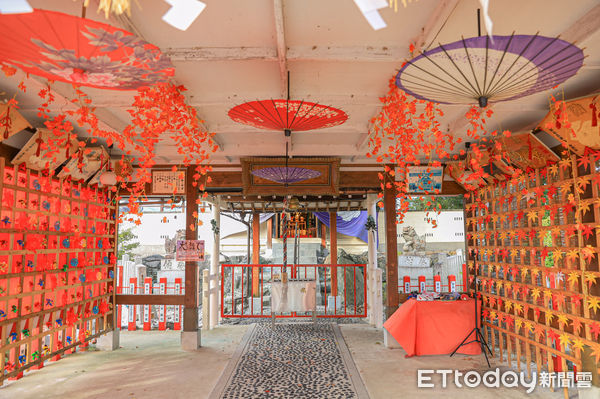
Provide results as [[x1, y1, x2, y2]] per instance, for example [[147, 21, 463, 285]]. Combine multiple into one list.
[[217, 323, 368, 398]]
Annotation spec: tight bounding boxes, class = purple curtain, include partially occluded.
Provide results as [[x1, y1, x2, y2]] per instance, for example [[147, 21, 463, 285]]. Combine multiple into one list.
[[313, 211, 376, 243], [259, 213, 275, 223]]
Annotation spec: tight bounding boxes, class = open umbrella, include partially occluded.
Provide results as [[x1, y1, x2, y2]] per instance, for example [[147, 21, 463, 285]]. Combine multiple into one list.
[[396, 34, 584, 107], [0, 9, 174, 90], [228, 99, 348, 135]]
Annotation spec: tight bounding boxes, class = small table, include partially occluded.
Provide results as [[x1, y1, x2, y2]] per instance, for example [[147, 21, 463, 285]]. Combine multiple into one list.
[[384, 298, 482, 356]]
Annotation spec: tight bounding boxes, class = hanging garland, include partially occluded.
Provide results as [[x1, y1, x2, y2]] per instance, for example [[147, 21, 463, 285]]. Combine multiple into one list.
[[1, 65, 216, 225]]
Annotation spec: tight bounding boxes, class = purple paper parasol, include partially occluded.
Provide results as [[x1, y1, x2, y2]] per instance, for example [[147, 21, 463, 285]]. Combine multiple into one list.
[[396, 34, 584, 106], [251, 167, 321, 184]]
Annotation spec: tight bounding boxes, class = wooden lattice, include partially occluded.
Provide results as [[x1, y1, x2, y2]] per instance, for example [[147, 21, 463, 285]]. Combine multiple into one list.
[[0, 158, 116, 382], [466, 155, 600, 394]]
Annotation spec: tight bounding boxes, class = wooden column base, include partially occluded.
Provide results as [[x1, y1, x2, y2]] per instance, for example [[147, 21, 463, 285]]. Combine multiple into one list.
[[183, 307, 198, 331]]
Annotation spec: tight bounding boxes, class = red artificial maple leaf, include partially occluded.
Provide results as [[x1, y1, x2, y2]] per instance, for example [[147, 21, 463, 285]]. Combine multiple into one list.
[[591, 322, 600, 340], [582, 224, 595, 240], [571, 295, 582, 308], [571, 318, 582, 335], [578, 155, 591, 171]]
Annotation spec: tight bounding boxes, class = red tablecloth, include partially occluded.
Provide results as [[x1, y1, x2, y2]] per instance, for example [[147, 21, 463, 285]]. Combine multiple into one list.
[[383, 298, 482, 356]]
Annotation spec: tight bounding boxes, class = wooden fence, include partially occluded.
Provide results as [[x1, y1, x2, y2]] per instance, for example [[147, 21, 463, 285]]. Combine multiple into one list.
[[466, 155, 600, 396], [0, 158, 116, 383]]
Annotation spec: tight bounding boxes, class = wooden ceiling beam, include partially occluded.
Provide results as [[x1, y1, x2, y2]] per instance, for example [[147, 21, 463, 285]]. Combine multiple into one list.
[[273, 0, 288, 99], [561, 3, 600, 43], [161, 45, 407, 63], [411, 0, 460, 54], [23, 95, 562, 110]]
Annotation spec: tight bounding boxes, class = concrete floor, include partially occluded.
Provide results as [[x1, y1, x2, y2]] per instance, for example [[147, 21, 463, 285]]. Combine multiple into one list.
[[341, 324, 567, 399], [0, 324, 571, 399], [0, 326, 249, 399]]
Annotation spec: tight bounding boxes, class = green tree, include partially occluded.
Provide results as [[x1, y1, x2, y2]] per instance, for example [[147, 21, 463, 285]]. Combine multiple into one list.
[[407, 195, 464, 211], [117, 227, 140, 260]]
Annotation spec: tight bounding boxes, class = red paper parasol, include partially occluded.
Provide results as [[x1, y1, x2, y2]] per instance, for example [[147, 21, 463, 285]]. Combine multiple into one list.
[[0, 9, 174, 90], [228, 99, 348, 133]]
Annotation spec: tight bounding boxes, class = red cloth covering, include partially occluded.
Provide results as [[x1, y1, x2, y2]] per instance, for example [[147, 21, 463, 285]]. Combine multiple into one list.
[[383, 298, 482, 356]]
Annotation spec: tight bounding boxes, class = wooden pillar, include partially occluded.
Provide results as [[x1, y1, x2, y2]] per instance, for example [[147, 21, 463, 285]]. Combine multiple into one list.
[[366, 193, 382, 327], [384, 171, 399, 317], [330, 212, 338, 296], [183, 166, 199, 332], [581, 345, 600, 388], [252, 212, 260, 296], [209, 196, 220, 329], [266, 217, 273, 249], [320, 222, 327, 248]]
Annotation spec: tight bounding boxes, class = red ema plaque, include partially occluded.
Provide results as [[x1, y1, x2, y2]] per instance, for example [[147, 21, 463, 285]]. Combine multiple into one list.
[[176, 240, 205, 261]]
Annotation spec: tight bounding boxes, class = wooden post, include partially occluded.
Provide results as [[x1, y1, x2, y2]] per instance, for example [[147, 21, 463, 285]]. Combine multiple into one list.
[[366, 193, 381, 327], [202, 269, 209, 331], [330, 212, 338, 296], [183, 166, 199, 334], [384, 170, 399, 317], [209, 196, 220, 329], [252, 212, 260, 296], [266, 217, 273, 249], [320, 222, 327, 248]]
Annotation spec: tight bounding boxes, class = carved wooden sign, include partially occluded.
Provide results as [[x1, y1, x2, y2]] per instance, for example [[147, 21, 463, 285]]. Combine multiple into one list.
[[241, 157, 340, 196]]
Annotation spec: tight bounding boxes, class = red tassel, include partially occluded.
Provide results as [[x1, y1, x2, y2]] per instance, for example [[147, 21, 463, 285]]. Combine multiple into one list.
[[35, 138, 42, 156], [3, 107, 10, 139], [591, 102, 598, 127], [78, 150, 84, 172], [65, 140, 70, 159], [528, 136, 532, 160], [555, 106, 562, 129]]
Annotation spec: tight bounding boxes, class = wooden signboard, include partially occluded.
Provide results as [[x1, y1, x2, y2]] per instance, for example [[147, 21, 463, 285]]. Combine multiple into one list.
[[466, 148, 516, 182], [445, 160, 486, 191], [0, 103, 31, 141], [241, 157, 340, 196], [58, 146, 108, 181], [89, 157, 134, 186], [176, 240, 205, 261], [538, 94, 600, 155], [406, 166, 443, 193], [497, 131, 559, 170], [151, 169, 186, 194], [11, 128, 78, 171]]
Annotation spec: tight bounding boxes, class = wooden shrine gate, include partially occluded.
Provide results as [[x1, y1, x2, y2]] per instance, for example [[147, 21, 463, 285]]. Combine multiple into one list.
[[220, 264, 367, 318]]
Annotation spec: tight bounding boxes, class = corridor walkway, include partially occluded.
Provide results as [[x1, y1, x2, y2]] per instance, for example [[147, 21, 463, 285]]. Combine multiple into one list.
[[0, 324, 565, 399]]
